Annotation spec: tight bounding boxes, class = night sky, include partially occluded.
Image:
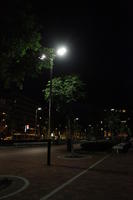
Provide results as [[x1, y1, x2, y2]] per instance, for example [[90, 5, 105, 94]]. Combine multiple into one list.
[[1, 1, 133, 109]]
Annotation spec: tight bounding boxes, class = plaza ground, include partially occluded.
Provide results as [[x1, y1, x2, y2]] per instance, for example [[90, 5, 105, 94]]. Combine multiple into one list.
[[0, 144, 133, 200]]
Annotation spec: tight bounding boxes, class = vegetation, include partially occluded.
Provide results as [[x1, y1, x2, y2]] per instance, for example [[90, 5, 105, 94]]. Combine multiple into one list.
[[0, 3, 55, 90], [44, 75, 85, 113], [44, 75, 85, 151]]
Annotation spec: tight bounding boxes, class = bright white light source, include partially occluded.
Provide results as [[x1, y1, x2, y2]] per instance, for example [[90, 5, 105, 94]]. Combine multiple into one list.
[[51, 133, 54, 137], [37, 107, 42, 111], [39, 54, 46, 60], [56, 47, 67, 56], [111, 108, 115, 112]]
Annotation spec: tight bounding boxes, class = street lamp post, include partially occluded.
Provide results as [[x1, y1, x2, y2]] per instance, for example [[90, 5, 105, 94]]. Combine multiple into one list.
[[40, 46, 67, 165], [48, 64, 53, 139]]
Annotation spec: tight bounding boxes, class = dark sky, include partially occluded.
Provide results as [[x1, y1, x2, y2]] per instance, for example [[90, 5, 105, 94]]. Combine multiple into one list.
[[27, 0, 132, 109], [2, 1, 133, 109]]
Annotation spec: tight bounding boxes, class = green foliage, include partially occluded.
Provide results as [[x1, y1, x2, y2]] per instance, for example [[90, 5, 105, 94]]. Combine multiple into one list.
[[44, 75, 85, 113], [0, 10, 48, 89]]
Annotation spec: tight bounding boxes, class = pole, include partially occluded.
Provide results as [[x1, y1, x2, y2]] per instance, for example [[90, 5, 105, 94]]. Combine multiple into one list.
[[35, 109, 37, 136], [47, 139, 51, 165], [47, 64, 53, 166], [48, 65, 53, 139]]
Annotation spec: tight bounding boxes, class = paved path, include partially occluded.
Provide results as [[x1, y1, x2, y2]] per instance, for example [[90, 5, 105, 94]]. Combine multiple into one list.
[[0, 144, 133, 200]]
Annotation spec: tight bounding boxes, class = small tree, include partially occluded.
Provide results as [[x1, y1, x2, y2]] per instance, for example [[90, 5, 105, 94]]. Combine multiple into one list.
[[44, 75, 85, 151], [44, 75, 85, 109]]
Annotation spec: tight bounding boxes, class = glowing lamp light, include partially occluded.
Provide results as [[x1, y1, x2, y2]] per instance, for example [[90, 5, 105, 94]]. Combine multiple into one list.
[[39, 54, 46, 60], [51, 133, 54, 137], [56, 47, 67, 56], [37, 107, 42, 111]]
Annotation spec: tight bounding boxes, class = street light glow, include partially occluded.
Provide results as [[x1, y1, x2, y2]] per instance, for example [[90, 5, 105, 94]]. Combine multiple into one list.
[[56, 47, 67, 56], [37, 107, 42, 111], [39, 54, 46, 60], [40, 46, 67, 60]]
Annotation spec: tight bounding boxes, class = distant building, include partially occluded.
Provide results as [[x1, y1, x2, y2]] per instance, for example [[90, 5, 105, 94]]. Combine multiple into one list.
[[0, 91, 41, 138], [103, 108, 132, 138]]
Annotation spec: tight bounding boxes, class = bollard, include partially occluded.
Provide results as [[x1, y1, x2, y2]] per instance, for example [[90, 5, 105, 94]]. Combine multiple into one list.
[[47, 139, 51, 166]]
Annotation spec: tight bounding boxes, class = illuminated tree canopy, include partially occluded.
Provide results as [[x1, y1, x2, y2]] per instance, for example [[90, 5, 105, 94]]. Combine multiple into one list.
[[44, 75, 85, 112]]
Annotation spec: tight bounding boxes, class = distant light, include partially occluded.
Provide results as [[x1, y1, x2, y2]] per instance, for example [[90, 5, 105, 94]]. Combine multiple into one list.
[[2, 112, 6, 115], [121, 120, 126, 123], [24, 124, 30, 133], [101, 128, 103, 131], [75, 118, 79, 121], [51, 133, 53, 137], [56, 47, 67, 56], [37, 107, 42, 111], [111, 109, 115, 111], [26, 125, 30, 129], [39, 54, 46, 60], [101, 121, 103, 124], [122, 109, 126, 113]]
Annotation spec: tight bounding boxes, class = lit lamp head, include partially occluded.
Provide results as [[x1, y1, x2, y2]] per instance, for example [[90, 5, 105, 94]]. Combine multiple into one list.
[[39, 54, 46, 60], [56, 47, 67, 57], [39, 46, 67, 60]]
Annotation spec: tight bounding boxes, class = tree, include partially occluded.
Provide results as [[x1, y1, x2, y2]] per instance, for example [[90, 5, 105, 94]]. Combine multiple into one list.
[[44, 75, 85, 113], [0, 3, 47, 89], [44, 75, 85, 151]]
